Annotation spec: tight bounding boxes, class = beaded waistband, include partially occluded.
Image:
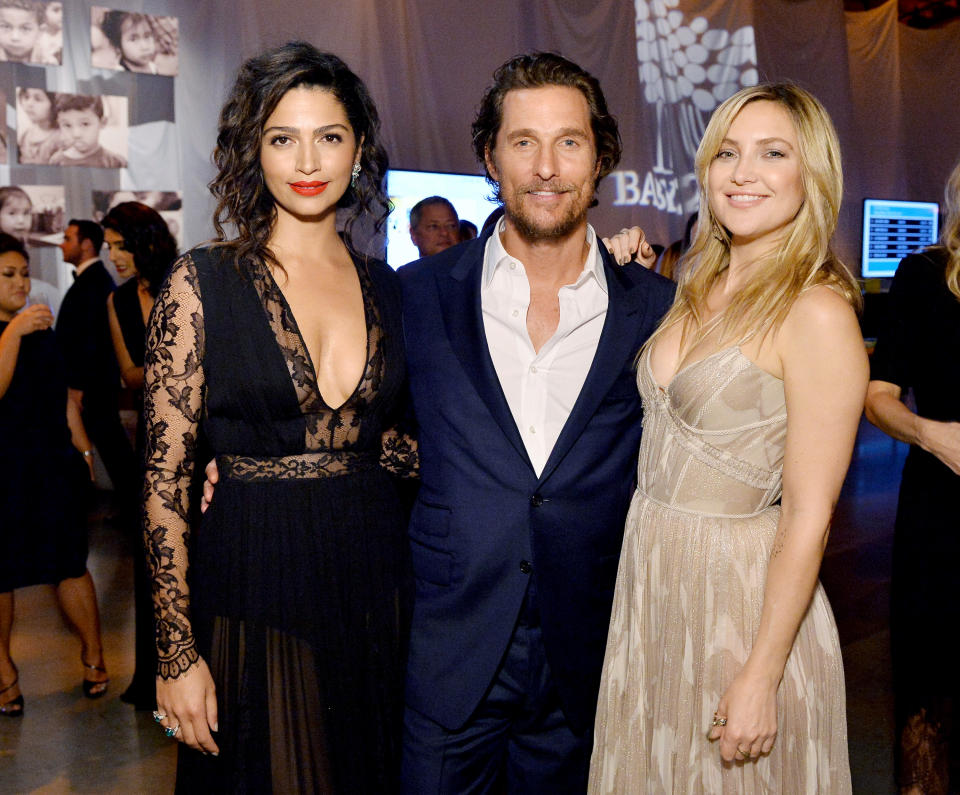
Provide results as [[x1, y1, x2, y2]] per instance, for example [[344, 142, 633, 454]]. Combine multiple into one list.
[[217, 450, 379, 481]]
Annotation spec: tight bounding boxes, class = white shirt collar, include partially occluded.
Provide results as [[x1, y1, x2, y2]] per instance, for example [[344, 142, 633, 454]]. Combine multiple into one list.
[[74, 256, 101, 277], [482, 217, 608, 294]]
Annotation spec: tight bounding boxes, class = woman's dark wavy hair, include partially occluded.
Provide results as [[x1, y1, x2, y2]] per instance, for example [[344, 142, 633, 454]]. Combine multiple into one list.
[[101, 202, 177, 297], [471, 52, 622, 202], [209, 42, 390, 272]]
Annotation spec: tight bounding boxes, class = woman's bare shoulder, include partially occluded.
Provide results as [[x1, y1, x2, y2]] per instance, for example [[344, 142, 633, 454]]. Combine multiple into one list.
[[785, 283, 859, 338]]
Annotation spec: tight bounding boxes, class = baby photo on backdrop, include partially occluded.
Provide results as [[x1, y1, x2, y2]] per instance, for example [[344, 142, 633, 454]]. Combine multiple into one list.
[[90, 7, 178, 76], [0, 185, 65, 248], [19, 92, 130, 168], [0, 0, 61, 65]]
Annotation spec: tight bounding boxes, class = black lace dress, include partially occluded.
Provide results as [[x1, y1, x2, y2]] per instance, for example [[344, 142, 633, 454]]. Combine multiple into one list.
[[142, 247, 416, 793]]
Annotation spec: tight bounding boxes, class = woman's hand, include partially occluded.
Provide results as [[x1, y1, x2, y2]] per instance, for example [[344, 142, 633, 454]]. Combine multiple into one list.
[[155, 657, 220, 754], [1, 305, 56, 399], [5, 304, 53, 338], [601, 227, 656, 268], [83, 451, 95, 481], [866, 381, 960, 476], [708, 667, 778, 762]]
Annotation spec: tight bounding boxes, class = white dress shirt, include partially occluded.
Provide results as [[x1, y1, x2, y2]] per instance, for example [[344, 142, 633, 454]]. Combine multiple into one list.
[[481, 220, 608, 476]]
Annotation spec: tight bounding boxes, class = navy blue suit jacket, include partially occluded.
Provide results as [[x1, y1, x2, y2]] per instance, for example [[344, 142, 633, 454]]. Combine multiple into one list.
[[399, 226, 675, 733]]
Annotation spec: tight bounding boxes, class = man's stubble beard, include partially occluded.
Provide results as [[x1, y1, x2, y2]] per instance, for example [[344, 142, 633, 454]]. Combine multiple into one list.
[[500, 181, 595, 242]]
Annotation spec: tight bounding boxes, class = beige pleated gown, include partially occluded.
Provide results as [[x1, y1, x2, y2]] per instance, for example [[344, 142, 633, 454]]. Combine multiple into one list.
[[589, 346, 851, 794]]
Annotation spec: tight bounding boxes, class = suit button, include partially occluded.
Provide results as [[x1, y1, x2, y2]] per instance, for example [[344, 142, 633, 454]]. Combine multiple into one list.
[[530, 494, 543, 507], [519, 560, 533, 574]]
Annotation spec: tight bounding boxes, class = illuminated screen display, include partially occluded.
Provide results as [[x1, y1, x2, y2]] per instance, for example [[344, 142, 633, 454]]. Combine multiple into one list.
[[385, 169, 500, 268], [862, 199, 939, 278]]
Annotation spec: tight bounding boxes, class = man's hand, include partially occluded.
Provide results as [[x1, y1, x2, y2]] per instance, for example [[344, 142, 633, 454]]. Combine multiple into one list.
[[602, 227, 656, 269], [200, 459, 219, 513]]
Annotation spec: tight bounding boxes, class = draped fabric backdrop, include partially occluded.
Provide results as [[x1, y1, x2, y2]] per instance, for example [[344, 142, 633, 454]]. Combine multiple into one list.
[[2, 0, 957, 289]]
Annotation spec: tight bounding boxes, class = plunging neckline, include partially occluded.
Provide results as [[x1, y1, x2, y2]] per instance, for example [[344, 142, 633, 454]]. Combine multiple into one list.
[[260, 258, 372, 412], [646, 344, 781, 392]]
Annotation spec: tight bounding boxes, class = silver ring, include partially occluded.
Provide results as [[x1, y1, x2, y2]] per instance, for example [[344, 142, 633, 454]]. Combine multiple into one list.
[[152, 710, 166, 723], [164, 724, 180, 738]]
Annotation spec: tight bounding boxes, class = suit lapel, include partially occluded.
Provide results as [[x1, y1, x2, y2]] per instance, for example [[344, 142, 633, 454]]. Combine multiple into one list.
[[538, 249, 641, 484], [436, 237, 533, 469]]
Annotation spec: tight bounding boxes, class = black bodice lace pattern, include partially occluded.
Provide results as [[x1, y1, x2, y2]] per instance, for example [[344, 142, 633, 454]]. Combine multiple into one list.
[[142, 251, 417, 682]]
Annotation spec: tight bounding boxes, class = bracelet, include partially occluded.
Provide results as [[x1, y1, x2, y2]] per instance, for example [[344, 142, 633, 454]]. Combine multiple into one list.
[[82, 450, 94, 458]]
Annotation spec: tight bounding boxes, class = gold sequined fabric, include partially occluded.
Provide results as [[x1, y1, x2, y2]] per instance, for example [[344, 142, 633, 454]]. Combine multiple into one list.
[[589, 346, 851, 794]]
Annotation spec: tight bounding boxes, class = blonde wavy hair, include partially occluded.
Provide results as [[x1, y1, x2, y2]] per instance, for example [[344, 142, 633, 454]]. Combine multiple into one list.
[[650, 83, 860, 352], [941, 157, 960, 301]]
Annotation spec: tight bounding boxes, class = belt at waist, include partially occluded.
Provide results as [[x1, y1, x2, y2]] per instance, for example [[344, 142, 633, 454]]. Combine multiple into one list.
[[217, 450, 379, 481]]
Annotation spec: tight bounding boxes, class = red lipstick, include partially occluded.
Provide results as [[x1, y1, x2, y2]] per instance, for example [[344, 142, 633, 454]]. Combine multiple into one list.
[[290, 181, 328, 196]]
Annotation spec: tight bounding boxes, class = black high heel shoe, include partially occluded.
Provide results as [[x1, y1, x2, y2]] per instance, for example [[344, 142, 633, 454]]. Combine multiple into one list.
[[0, 669, 24, 717], [81, 660, 109, 699]]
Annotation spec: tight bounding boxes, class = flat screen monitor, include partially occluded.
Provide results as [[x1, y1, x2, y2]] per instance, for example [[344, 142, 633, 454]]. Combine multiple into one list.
[[862, 199, 939, 278], [386, 169, 501, 268]]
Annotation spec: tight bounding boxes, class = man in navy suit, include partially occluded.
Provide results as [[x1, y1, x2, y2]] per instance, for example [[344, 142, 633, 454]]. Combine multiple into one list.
[[399, 53, 675, 793]]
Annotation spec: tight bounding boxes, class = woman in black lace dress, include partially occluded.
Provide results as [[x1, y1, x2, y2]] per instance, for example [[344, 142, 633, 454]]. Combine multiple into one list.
[[143, 43, 415, 792]]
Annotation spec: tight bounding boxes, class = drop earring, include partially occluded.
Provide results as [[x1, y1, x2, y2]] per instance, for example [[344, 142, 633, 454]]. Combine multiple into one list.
[[351, 163, 361, 188]]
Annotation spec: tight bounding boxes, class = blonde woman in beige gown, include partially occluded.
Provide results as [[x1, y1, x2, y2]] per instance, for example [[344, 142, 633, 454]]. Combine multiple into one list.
[[589, 83, 864, 794]]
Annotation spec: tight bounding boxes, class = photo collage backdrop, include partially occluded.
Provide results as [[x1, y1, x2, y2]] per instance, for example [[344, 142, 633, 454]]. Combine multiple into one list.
[[0, 0, 179, 297]]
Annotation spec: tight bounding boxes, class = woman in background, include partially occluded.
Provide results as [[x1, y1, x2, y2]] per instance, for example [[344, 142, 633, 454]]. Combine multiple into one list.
[[0, 233, 109, 716], [143, 42, 414, 792], [104, 201, 177, 396], [102, 201, 177, 711], [590, 83, 863, 793], [865, 158, 960, 795]]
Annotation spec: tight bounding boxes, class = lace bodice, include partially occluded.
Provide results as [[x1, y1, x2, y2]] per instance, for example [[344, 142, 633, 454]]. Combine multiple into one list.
[[636, 345, 787, 518], [142, 249, 417, 680]]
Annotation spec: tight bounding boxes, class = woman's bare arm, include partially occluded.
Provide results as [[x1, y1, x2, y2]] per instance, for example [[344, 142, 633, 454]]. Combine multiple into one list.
[[865, 381, 960, 475], [710, 286, 868, 761]]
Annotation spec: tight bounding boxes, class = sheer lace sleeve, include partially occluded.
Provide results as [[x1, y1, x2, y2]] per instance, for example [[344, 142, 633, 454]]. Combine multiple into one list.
[[142, 253, 205, 681], [379, 381, 419, 478], [380, 427, 419, 478]]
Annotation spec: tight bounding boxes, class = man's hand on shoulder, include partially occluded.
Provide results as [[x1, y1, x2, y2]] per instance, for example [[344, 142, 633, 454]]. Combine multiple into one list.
[[200, 458, 219, 513]]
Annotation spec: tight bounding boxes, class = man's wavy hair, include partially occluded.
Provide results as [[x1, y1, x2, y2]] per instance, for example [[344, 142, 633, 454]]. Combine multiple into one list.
[[471, 52, 622, 203], [209, 42, 390, 272], [101, 201, 177, 297]]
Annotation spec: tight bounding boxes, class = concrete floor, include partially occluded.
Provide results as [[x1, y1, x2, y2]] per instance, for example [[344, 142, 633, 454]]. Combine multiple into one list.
[[0, 500, 176, 794], [0, 419, 906, 794]]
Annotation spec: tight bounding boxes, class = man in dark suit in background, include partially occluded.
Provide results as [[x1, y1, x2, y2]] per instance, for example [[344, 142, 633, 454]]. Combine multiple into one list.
[[399, 53, 674, 793], [409, 195, 461, 258], [56, 219, 136, 513]]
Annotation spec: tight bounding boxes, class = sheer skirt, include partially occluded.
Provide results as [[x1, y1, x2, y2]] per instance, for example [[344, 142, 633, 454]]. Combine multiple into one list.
[[175, 467, 411, 794]]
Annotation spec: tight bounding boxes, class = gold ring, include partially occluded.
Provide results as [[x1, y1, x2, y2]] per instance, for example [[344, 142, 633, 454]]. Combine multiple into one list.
[[712, 715, 728, 727]]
